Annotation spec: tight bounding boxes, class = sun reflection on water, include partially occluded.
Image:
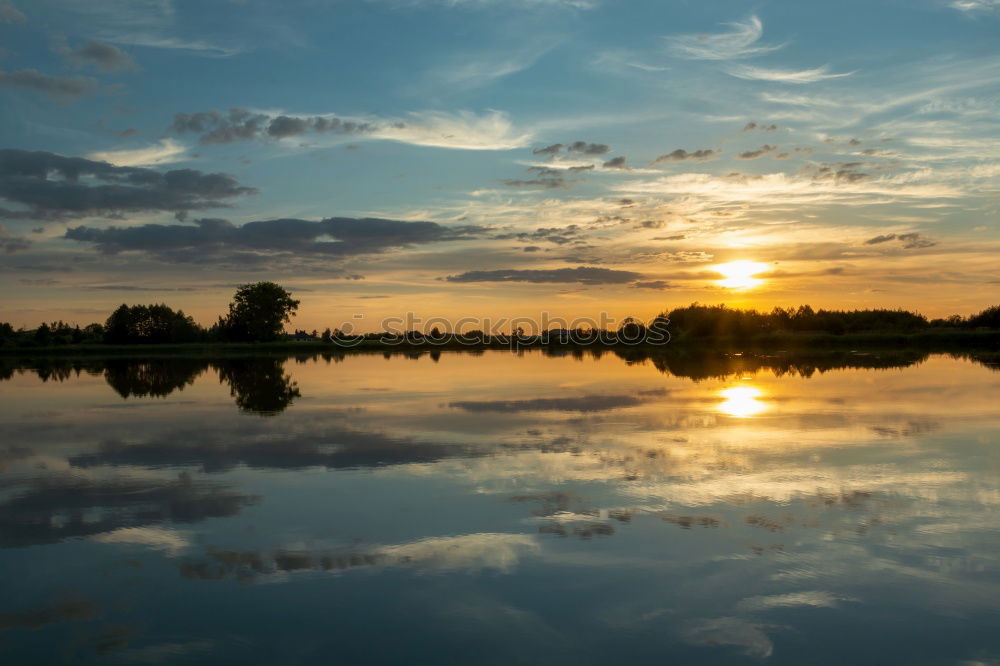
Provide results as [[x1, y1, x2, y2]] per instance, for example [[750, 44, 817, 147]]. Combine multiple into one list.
[[718, 386, 768, 418]]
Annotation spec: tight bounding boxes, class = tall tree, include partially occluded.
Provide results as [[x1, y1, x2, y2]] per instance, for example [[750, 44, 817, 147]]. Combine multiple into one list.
[[220, 282, 300, 342]]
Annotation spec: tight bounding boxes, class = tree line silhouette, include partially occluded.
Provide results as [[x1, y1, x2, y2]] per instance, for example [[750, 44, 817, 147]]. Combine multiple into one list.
[[1, 280, 999, 349]]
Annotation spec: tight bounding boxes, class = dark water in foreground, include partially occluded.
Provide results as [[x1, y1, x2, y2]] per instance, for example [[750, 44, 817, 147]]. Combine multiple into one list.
[[1, 350, 998, 664]]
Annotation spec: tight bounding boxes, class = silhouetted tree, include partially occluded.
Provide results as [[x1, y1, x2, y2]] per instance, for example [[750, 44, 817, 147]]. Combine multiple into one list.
[[967, 306, 1000, 329], [218, 282, 300, 342], [104, 303, 202, 344]]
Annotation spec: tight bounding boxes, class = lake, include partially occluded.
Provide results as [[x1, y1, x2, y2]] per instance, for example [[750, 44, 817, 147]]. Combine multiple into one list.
[[1, 350, 998, 664]]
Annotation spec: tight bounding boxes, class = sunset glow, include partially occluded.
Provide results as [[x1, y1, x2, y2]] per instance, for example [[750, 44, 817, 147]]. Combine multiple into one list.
[[713, 261, 768, 291]]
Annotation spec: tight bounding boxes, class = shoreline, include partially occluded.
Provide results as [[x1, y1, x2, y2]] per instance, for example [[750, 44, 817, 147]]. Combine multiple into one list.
[[2, 328, 998, 358]]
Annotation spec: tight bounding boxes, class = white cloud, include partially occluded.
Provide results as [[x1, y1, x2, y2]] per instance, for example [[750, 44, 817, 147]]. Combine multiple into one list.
[[112, 35, 242, 57], [728, 64, 854, 84], [429, 46, 553, 90], [736, 590, 852, 611], [91, 527, 191, 556], [376, 532, 539, 572], [88, 138, 189, 166], [389, 0, 597, 8], [372, 110, 532, 150], [665, 16, 783, 61], [949, 0, 1000, 12], [681, 617, 775, 658], [616, 171, 963, 209]]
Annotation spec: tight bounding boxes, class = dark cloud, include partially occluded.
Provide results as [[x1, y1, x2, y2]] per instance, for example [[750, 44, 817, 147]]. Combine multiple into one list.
[[864, 232, 935, 249], [0, 596, 98, 630], [494, 225, 583, 245], [523, 245, 542, 252], [502, 176, 568, 189], [0, 68, 96, 103], [567, 141, 610, 155], [65, 216, 486, 263], [649, 148, 720, 165], [0, 149, 256, 220], [865, 234, 896, 245], [0, 223, 30, 252], [736, 144, 778, 159], [267, 115, 310, 138], [743, 122, 777, 132], [171, 109, 378, 145], [451, 394, 643, 413], [602, 156, 628, 169], [445, 266, 643, 284], [630, 280, 670, 290], [849, 138, 862, 146], [71, 426, 476, 474], [0, 472, 256, 548], [805, 162, 870, 183], [567, 165, 594, 173], [532, 143, 563, 156], [652, 234, 686, 240], [66, 40, 138, 73]]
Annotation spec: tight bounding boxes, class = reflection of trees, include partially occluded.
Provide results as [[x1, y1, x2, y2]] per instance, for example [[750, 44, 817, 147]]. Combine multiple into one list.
[[1, 350, 996, 415], [213, 358, 300, 415], [104, 359, 209, 398], [544, 347, 933, 381], [0, 357, 302, 414]]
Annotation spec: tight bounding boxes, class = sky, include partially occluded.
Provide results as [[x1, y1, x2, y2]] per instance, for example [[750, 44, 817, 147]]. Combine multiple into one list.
[[0, 0, 998, 331]]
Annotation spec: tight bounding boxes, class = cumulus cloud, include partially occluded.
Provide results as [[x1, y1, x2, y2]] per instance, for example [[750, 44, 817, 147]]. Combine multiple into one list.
[[0, 149, 256, 220], [445, 266, 643, 284], [649, 149, 720, 165], [567, 141, 610, 155], [602, 156, 628, 169], [727, 64, 854, 84], [65, 216, 486, 263], [665, 16, 782, 60], [532, 143, 563, 156], [737, 144, 778, 159], [0, 68, 96, 103], [743, 122, 777, 131], [62, 39, 138, 73], [172, 108, 529, 151]]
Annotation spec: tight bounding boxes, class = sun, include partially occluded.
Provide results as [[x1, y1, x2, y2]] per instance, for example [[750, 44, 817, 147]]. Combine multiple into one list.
[[714, 260, 768, 290], [717, 386, 768, 418]]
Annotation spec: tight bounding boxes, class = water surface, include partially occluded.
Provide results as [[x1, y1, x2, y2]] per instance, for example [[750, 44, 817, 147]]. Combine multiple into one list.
[[1, 350, 998, 664]]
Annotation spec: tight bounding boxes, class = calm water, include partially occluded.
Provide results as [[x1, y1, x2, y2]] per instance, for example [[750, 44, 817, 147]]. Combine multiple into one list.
[[1, 350, 998, 664]]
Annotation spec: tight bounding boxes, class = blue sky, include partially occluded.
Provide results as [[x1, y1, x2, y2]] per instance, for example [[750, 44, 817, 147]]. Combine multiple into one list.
[[0, 0, 998, 329]]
